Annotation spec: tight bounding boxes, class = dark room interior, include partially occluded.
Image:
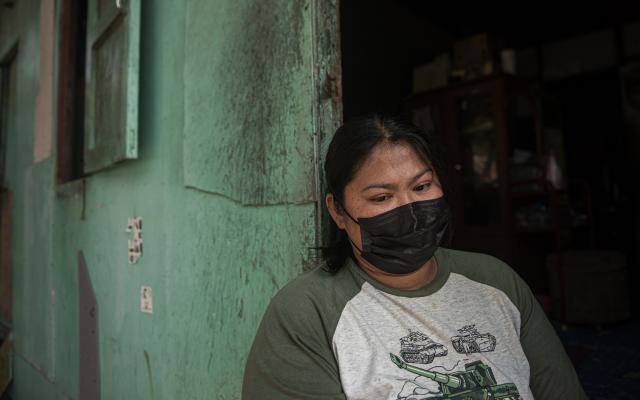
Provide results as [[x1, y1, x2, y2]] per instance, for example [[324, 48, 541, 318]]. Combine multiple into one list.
[[341, 2, 640, 398]]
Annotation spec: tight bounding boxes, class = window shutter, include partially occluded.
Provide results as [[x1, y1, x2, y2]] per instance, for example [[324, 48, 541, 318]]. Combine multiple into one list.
[[84, 0, 140, 173]]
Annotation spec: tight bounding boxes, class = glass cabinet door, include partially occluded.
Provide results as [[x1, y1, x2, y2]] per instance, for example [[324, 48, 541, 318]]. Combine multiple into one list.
[[456, 92, 501, 226]]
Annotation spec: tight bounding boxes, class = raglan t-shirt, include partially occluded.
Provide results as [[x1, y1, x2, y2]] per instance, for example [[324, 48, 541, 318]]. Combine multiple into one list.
[[242, 248, 587, 400]]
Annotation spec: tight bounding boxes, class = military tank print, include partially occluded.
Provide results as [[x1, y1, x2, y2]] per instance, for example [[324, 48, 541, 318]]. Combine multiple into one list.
[[451, 325, 496, 354], [390, 353, 521, 400], [399, 330, 448, 364]]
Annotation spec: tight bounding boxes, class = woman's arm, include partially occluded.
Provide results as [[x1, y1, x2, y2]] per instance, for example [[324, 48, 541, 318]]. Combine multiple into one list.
[[242, 286, 346, 400]]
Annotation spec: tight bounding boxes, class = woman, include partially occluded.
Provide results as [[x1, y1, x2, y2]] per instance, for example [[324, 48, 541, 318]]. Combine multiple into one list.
[[242, 115, 587, 399]]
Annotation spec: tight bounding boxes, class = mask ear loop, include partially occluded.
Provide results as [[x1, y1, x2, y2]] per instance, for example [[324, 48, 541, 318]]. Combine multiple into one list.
[[334, 197, 364, 254], [335, 197, 359, 225]]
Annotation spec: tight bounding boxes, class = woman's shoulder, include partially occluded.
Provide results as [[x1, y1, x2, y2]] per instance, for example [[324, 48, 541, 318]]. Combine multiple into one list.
[[267, 261, 364, 321], [271, 265, 335, 303]]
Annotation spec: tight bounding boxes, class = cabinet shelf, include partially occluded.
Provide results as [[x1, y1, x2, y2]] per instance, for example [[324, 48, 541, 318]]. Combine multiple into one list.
[[515, 222, 591, 234], [511, 190, 561, 200], [462, 119, 495, 134]]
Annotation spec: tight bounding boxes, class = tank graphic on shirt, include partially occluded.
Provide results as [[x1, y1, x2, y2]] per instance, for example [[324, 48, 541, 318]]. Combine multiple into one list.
[[390, 353, 522, 400], [450, 325, 497, 354], [399, 330, 448, 364]]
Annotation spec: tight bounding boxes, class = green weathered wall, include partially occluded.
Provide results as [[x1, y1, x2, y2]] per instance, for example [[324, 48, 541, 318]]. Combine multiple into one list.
[[183, 1, 317, 206], [0, 0, 338, 399]]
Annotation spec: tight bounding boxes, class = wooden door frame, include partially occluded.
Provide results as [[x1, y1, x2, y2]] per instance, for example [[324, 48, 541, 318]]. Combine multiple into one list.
[[312, 0, 343, 248]]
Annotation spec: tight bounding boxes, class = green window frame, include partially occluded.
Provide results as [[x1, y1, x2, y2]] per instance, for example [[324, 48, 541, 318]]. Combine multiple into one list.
[[84, 0, 140, 173]]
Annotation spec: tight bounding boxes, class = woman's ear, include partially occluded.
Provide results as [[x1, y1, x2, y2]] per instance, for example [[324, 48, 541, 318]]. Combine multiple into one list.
[[326, 193, 347, 230]]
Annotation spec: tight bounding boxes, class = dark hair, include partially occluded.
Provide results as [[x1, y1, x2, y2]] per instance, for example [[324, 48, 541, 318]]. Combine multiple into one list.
[[319, 113, 453, 273]]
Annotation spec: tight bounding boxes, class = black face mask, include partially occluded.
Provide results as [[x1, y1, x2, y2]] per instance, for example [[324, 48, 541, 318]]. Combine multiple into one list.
[[343, 197, 450, 275]]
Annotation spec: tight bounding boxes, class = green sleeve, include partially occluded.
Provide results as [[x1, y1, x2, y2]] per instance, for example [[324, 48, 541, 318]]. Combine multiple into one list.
[[512, 270, 588, 399], [242, 271, 349, 400]]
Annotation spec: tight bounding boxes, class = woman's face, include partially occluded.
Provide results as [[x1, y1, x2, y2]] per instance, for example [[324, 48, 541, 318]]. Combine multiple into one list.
[[326, 141, 443, 251]]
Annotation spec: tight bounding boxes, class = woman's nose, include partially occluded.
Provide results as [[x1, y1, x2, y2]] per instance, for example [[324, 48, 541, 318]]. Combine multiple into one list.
[[397, 191, 418, 206]]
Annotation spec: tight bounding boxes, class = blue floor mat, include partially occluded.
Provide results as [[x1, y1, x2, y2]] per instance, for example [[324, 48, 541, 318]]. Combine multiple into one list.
[[557, 319, 640, 400]]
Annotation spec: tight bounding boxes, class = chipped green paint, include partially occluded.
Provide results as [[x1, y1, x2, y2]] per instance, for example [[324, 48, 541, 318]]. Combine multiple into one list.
[[1, 1, 340, 400]]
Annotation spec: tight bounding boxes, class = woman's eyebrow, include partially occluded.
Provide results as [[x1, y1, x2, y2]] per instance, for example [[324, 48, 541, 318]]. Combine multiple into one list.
[[362, 182, 396, 192], [361, 168, 433, 192], [411, 167, 433, 182]]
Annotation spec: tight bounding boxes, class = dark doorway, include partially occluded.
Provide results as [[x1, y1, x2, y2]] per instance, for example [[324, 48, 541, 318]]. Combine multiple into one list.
[[340, 4, 640, 397]]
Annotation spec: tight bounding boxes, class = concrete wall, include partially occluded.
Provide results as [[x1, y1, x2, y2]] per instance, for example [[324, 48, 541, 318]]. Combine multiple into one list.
[[0, 0, 339, 398]]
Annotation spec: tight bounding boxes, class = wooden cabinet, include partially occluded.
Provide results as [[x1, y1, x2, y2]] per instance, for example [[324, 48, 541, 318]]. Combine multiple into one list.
[[409, 75, 595, 290], [408, 75, 543, 265]]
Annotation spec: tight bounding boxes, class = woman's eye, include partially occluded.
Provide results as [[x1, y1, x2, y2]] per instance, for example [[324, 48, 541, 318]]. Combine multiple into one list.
[[415, 182, 432, 192], [372, 195, 390, 203]]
